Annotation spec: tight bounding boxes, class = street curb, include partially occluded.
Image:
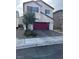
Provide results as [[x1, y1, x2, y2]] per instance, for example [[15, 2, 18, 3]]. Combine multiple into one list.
[[16, 36, 63, 49]]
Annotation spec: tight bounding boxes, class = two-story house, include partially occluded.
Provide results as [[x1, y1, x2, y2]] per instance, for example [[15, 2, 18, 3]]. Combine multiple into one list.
[[23, 0, 54, 30], [16, 11, 24, 29]]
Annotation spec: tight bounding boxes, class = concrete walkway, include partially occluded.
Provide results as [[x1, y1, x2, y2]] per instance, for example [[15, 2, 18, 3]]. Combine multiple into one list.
[[16, 36, 63, 49]]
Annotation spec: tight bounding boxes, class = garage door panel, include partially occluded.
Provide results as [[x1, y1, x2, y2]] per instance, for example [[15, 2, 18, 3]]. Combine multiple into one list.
[[33, 22, 49, 30]]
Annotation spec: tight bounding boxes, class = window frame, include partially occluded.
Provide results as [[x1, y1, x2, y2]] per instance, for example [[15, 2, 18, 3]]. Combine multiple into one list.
[[45, 9, 50, 15], [27, 6, 39, 13]]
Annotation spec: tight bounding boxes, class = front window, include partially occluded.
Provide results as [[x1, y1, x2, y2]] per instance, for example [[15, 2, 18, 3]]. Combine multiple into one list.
[[27, 6, 39, 13], [45, 9, 50, 15]]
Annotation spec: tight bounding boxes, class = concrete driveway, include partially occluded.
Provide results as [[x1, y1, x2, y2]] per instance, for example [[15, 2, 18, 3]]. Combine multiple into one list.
[[16, 29, 62, 39], [16, 44, 63, 59], [33, 30, 62, 37]]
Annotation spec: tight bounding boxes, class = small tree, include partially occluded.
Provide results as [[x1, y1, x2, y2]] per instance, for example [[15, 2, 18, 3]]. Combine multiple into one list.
[[23, 12, 36, 31]]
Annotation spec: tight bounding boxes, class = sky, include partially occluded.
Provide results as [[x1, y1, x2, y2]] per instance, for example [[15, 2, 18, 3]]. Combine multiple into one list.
[[16, 0, 63, 16]]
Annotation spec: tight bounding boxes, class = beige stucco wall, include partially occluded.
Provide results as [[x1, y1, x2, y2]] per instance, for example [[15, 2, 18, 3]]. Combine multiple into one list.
[[37, 1, 53, 17], [24, 1, 53, 19]]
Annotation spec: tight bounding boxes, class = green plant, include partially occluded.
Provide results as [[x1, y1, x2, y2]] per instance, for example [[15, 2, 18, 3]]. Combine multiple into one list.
[[54, 26, 62, 30], [23, 12, 36, 31], [24, 30, 32, 37], [24, 30, 37, 37]]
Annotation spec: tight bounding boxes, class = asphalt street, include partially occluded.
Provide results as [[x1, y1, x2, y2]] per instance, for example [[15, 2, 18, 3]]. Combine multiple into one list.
[[16, 44, 63, 59]]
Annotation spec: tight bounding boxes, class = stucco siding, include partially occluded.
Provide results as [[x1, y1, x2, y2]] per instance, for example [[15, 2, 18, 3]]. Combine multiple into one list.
[[23, 1, 53, 19], [37, 1, 53, 18]]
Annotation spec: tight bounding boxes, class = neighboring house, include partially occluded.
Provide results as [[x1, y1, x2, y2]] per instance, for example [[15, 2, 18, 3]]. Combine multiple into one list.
[[16, 11, 19, 17], [16, 11, 19, 27], [23, 0, 54, 30], [53, 10, 63, 30], [16, 11, 23, 28]]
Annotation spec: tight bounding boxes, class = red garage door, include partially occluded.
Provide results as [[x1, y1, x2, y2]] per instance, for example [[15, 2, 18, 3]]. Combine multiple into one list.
[[33, 22, 49, 30]]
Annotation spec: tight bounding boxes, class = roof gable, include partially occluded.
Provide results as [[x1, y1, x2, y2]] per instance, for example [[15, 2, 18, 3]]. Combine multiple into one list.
[[23, 1, 42, 7], [54, 10, 63, 14], [40, 0, 54, 10], [23, 0, 54, 10]]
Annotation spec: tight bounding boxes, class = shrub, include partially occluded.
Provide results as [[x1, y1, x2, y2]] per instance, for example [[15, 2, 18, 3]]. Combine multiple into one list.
[[54, 26, 62, 30], [24, 30, 37, 37], [24, 30, 32, 37]]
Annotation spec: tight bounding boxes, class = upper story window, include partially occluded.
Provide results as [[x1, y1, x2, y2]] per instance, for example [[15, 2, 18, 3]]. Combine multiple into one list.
[[45, 9, 50, 15], [27, 6, 39, 13]]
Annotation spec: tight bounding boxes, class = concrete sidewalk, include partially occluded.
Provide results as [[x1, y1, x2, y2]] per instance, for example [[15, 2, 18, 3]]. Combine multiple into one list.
[[16, 36, 63, 49]]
